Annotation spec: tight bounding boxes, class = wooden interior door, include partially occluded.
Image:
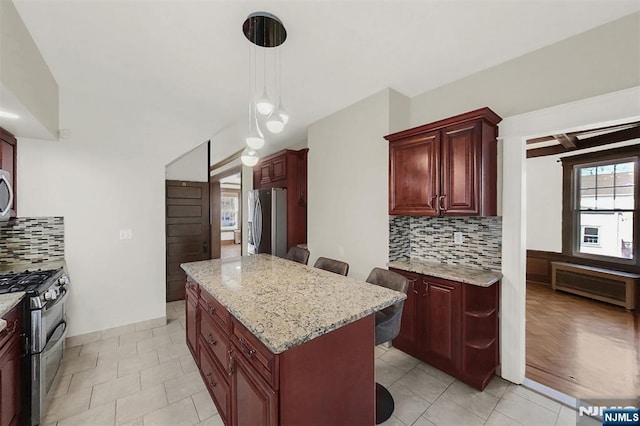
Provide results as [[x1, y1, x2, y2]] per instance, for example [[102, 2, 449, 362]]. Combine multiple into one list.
[[166, 180, 210, 302]]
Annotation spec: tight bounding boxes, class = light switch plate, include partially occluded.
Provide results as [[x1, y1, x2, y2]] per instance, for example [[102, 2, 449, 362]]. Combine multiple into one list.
[[119, 229, 132, 240], [454, 232, 464, 244]]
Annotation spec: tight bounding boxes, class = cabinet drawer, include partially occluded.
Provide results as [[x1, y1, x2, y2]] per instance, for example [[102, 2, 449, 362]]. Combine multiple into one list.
[[200, 312, 230, 370], [232, 319, 278, 389], [199, 290, 231, 333], [199, 343, 231, 425], [185, 277, 199, 300], [0, 305, 21, 353]]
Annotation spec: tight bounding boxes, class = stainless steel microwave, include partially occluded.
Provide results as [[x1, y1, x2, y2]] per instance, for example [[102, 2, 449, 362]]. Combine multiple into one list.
[[0, 169, 14, 221]]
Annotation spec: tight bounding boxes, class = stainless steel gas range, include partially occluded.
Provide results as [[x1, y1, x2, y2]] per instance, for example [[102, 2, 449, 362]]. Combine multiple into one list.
[[0, 267, 70, 425]]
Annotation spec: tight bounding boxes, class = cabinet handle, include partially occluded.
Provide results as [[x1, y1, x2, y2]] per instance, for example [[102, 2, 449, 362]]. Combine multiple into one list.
[[206, 333, 217, 346], [228, 350, 234, 376], [205, 372, 217, 388], [410, 279, 418, 294], [439, 195, 447, 215], [428, 195, 438, 209], [205, 302, 215, 315], [422, 280, 429, 296], [238, 337, 256, 358]]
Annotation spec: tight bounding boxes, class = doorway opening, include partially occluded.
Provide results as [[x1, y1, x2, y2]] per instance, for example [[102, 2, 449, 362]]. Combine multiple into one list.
[[524, 121, 640, 400], [210, 164, 243, 259]]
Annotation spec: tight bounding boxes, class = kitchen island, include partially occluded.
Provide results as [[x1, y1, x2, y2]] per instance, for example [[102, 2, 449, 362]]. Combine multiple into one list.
[[181, 254, 405, 426]]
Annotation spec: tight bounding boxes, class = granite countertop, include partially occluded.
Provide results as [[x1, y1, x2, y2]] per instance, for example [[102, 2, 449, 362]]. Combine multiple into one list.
[[0, 293, 25, 331], [388, 258, 502, 287], [181, 254, 406, 354]]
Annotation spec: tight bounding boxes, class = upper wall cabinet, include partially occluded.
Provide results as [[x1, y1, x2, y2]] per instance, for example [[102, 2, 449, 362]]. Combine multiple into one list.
[[253, 149, 309, 249], [385, 108, 502, 216], [0, 127, 17, 218]]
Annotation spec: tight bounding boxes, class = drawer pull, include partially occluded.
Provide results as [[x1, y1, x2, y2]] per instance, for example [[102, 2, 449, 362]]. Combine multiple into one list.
[[238, 337, 256, 358], [206, 333, 217, 346], [228, 350, 234, 376], [205, 302, 215, 315], [205, 372, 217, 388]]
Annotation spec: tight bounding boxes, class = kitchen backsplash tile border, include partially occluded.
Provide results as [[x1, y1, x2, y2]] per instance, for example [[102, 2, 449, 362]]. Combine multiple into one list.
[[0, 217, 65, 266], [389, 216, 502, 271]]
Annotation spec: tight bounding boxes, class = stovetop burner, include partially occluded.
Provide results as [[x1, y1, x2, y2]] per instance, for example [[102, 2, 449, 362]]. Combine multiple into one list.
[[0, 269, 61, 295]]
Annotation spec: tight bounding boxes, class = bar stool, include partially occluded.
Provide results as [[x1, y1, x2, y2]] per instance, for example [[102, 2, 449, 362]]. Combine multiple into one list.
[[313, 257, 349, 276], [285, 247, 310, 265], [366, 267, 408, 424]]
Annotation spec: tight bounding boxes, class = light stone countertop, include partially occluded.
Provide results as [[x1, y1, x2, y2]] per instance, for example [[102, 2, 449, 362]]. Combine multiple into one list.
[[388, 258, 502, 287], [0, 293, 25, 330], [181, 254, 406, 354]]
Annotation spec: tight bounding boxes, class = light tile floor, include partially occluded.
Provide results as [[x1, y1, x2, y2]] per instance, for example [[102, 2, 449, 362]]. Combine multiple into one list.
[[43, 301, 593, 426]]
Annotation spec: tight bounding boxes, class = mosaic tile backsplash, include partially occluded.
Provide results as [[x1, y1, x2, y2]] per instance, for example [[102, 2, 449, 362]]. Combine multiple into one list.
[[0, 217, 65, 266], [389, 216, 502, 271]]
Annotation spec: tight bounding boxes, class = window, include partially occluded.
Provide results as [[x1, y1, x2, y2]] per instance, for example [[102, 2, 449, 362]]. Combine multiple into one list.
[[562, 145, 639, 265], [221, 192, 239, 230]]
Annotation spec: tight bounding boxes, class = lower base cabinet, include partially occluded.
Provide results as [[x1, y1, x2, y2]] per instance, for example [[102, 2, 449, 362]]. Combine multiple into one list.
[[0, 305, 23, 426], [390, 268, 499, 391], [186, 276, 375, 426]]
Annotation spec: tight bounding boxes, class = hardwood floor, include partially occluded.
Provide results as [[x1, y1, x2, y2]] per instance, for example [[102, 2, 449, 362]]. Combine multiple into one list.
[[526, 281, 639, 399], [220, 243, 241, 259]]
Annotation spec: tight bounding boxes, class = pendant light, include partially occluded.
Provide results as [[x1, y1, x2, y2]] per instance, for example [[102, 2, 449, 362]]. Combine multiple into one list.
[[241, 12, 288, 167], [241, 148, 260, 167], [265, 47, 287, 134]]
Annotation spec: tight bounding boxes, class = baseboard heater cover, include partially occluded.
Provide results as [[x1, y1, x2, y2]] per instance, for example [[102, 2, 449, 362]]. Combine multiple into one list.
[[551, 262, 640, 310]]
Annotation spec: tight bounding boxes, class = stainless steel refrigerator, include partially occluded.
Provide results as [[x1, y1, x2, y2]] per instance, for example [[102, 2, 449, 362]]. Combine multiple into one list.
[[248, 188, 287, 257]]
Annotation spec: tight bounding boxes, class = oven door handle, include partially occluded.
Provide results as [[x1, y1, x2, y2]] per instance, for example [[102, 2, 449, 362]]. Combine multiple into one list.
[[43, 320, 67, 354], [44, 287, 68, 312]]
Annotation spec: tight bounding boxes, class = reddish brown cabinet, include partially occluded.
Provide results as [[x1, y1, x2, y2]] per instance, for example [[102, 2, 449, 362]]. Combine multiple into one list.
[[0, 304, 23, 426], [253, 149, 308, 250], [385, 108, 501, 216], [184, 275, 376, 426], [185, 278, 199, 361], [0, 127, 17, 218], [390, 268, 498, 391]]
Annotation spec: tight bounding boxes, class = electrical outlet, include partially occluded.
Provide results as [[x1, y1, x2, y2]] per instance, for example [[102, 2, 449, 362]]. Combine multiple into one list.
[[119, 229, 132, 240], [454, 232, 464, 244]]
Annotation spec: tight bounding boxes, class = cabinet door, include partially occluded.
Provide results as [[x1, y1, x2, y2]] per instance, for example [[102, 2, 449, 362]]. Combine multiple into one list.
[[390, 269, 423, 358], [231, 347, 278, 426], [186, 293, 198, 362], [0, 338, 21, 426], [254, 160, 272, 188], [422, 278, 461, 373], [389, 131, 440, 215], [440, 120, 481, 215], [271, 155, 287, 183]]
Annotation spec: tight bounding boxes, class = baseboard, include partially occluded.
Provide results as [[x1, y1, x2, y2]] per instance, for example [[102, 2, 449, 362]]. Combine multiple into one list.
[[65, 316, 167, 348]]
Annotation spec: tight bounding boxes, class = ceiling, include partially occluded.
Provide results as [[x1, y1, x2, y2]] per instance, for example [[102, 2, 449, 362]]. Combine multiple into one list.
[[12, 1, 640, 163]]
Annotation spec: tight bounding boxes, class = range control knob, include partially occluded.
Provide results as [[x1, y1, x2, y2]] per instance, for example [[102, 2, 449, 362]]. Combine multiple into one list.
[[58, 275, 69, 286], [44, 290, 54, 301]]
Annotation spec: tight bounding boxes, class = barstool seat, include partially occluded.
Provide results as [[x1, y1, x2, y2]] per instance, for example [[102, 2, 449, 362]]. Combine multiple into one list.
[[366, 267, 408, 424], [285, 246, 310, 265]]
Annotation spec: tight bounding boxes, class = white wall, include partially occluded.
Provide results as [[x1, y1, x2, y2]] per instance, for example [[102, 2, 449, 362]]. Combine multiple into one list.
[[410, 12, 640, 127], [307, 88, 409, 280], [165, 142, 208, 182], [526, 155, 563, 252], [526, 139, 640, 253], [17, 87, 210, 337]]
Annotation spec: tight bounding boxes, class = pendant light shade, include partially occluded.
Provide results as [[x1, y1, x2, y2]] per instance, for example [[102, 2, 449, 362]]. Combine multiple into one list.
[[256, 87, 274, 116], [265, 98, 285, 134], [241, 148, 260, 167], [246, 127, 265, 150]]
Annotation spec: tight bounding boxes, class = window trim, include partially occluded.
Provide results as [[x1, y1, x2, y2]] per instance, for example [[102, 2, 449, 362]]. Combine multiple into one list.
[[561, 144, 639, 267]]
